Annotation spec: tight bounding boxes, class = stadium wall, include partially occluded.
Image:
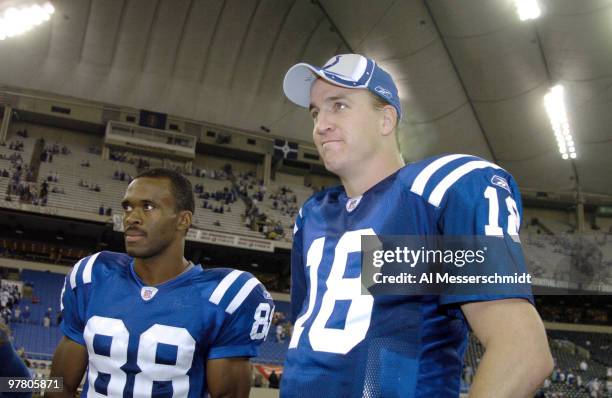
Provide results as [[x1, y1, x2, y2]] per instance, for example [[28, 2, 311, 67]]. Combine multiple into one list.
[[544, 322, 612, 334], [250, 388, 279, 398], [193, 154, 256, 174], [274, 172, 304, 187], [522, 207, 575, 228], [15, 95, 103, 125], [10, 121, 99, 148]]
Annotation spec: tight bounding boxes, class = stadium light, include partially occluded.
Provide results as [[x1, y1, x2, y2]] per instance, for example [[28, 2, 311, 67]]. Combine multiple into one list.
[[544, 85, 577, 160], [514, 0, 541, 21], [0, 1, 54, 41]]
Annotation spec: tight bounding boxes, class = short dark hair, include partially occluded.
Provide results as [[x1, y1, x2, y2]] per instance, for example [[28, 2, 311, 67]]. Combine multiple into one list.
[[368, 91, 401, 151], [135, 168, 195, 214]]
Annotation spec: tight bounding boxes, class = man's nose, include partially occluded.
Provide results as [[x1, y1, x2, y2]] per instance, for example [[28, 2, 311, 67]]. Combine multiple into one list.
[[314, 111, 334, 135]]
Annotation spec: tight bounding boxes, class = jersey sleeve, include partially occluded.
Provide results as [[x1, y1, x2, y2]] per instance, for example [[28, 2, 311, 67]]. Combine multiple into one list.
[[208, 276, 275, 360], [59, 257, 90, 345], [437, 166, 534, 307], [290, 207, 306, 323]]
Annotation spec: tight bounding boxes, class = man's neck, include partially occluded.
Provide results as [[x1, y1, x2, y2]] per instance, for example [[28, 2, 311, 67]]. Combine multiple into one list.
[[341, 155, 405, 198], [133, 248, 189, 286]]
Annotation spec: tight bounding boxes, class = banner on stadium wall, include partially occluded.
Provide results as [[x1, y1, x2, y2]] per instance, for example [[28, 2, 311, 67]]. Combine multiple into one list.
[[1, 279, 23, 295], [139, 109, 167, 130], [195, 230, 275, 252], [273, 139, 298, 160]]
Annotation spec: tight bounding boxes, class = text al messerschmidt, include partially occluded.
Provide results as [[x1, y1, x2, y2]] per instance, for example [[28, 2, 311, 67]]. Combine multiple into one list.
[[373, 272, 532, 284]]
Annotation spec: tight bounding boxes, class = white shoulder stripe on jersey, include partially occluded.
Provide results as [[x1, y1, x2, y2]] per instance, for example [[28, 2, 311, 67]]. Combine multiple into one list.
[[410, 154, 471, 196], [69, 257, 86, 290], [59, 278, 67, 311], [293, 223, 298, 235], [209, 270, 244, 305], [428, 160, 502, 207], [82, 252, 101, 284], [225, 277, 260, 314]]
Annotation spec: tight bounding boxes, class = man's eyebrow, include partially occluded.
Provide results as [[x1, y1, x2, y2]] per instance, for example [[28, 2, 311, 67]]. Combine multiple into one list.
[[121, 198, 156, 206], [309, 95, 350, 112]]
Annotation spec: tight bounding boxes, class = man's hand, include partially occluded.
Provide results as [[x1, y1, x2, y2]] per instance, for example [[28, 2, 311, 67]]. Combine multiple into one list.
[[462, 298, 553, 398], [47, 337, 88, 398], [207, 357, 252, 398]]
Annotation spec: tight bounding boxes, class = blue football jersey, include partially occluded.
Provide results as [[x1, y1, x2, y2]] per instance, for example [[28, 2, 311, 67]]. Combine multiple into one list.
[[281, 154, 533, 398], [60, 251, 274, 398]]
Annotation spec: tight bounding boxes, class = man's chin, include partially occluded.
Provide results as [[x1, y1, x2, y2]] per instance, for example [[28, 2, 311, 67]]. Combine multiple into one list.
[[125, 247, 151, 258], [323, 160, 346, 176]]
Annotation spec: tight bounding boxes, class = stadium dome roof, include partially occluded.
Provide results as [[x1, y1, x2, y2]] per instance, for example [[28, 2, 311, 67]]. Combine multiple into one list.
[[0, 0, 611, 196]]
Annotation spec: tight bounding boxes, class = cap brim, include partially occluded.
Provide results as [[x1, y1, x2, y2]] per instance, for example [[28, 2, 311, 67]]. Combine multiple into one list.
[[284, 62, 364, 108], [283, 63, 321, 108]]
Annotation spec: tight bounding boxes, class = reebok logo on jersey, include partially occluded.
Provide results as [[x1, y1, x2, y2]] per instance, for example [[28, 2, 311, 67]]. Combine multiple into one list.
[[491, 175, 511, 193], [140, 286, 158, 301]]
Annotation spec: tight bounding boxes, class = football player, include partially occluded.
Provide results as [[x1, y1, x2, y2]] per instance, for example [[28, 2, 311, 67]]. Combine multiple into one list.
[[48, 168, 274, 398], [280, 54, 553, 397]]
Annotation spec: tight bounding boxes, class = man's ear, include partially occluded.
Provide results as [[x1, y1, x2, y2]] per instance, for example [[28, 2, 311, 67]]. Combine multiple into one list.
[[177, 211, 193, 233], [380, 105, 397, 137]]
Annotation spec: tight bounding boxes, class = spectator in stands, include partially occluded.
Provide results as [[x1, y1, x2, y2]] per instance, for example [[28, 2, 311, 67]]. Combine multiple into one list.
[[276, 324, 283, 343], [463, 364, 474, 386], [13, 305, 20, 322], [40, 181, 48, 199], [80, 160, 90, 167], [580, 360, 588, 372], [268, 371, 279, 389], [0, 289, 8, 308], [105, 207, 112, 216], [0, 307, 11, 324], [56, 310, 62, 326], [253, 373, 263, 388], [566, 370, 575, 385], [22, 306, 30, 323], [99, 205, 104, 216], [587, 378, 601, 397], [43, 314, 51, 328]]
